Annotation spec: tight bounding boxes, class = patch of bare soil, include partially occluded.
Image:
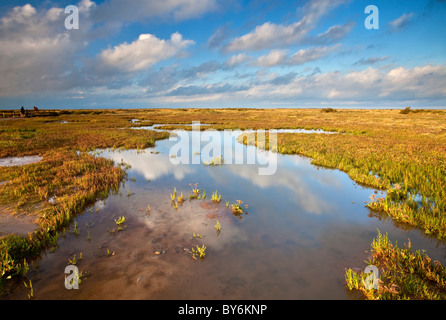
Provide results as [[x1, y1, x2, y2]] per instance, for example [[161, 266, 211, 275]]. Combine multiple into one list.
[[0, 211, 38, 237]]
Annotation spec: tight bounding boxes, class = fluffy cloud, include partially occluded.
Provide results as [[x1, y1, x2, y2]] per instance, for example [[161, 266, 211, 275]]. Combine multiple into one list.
[[0, 4, 77, 96], [158, 64, 446, 107], [224, 53, 250, 67], [225, 21, 308, 52], [289, 45, 340, 65], [224, 0, 351, 52], [0, 2, 198, 96], [100, 33, 194, 73], [256, 50, 288, 67]]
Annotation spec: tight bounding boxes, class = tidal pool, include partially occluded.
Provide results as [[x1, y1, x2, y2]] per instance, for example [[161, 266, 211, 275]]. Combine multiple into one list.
[[4, 128, 446, 300], [0, 155, 42, 167]]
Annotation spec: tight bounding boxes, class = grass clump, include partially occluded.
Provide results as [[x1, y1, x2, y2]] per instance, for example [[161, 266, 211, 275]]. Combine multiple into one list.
[[190, 245, 206, 260], [400, 107, 412, 114], [188, 183, 200, 199], [345, 231, 446, 300], [211, 190, 221, 202], [231, 200, 248, 218]]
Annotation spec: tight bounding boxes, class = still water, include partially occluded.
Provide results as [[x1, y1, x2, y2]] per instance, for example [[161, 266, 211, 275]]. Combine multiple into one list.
[[5, 127, 446, 299]]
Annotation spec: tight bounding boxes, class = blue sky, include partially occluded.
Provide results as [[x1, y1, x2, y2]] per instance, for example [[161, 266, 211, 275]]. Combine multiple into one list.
[[0, 0, 445, 109]]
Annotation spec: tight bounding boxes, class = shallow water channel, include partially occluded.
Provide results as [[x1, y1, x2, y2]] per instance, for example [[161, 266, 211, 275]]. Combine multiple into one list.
[[5, 126, 446, 299]]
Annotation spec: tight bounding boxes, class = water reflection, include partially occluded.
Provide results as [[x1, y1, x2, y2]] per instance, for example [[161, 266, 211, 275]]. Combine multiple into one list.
[[99, 148, 195, 181], [5, 127, 445, 300]]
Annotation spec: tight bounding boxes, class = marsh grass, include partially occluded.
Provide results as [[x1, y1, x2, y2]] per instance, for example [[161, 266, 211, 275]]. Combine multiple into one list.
[[0, 113, 168, 289], [1, 108, 445, 298], [345, 231, 446, 299], [235, 111, 446, 240]]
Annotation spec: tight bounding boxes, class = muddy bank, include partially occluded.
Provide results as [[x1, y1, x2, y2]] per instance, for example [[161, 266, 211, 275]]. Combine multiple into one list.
[[0, 213, 38, 237]]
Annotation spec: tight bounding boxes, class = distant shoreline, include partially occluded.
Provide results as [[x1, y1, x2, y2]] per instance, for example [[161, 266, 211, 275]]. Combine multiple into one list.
[[1, 106, 446, 112]]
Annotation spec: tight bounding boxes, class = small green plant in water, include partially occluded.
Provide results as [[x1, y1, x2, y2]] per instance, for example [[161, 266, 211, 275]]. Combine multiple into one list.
[[23, 280, 33, 299], [190, 245, 207, 260], [189, 183, 200, 199], [212, 190, 221, 202], [214, 220, 221, 232], [231, 200, 246, 215], [114, 216, 125, 226], [170, 187, 177, 201], [73, 221, 80, 235], [114, 216, 126, 231], [193, 233, 205, 239], [68, 254, 77, 265]]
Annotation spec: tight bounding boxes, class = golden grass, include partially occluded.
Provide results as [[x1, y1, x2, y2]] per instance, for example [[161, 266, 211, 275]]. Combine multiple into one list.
[[1, 107, 445, 299]]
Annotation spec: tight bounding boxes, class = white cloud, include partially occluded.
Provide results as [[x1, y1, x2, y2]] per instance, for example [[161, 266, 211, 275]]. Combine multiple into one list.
[[156, 64, 446, 107], [0, 0, 213, 97], [224, 0, 350, 52], [388, 13, 415, 31], [1, 4, 36, 26], [256, 50, 288, 67], [0, 4, 77, 96], [288, 45, 339, 65], [92, 0, 219, 24], [311, 22, 355, 44], [382, 65, 446, 98], [255, 45, 340, 67], [225, 21, 307, 52], [78, 0, 96, 12], [100, 33, 194, 73], [354, 56, 391, 66], [224, 53, 249, 67]]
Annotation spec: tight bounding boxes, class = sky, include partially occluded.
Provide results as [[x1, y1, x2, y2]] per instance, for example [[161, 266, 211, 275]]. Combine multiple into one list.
[[0, 0, 445, 109]]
